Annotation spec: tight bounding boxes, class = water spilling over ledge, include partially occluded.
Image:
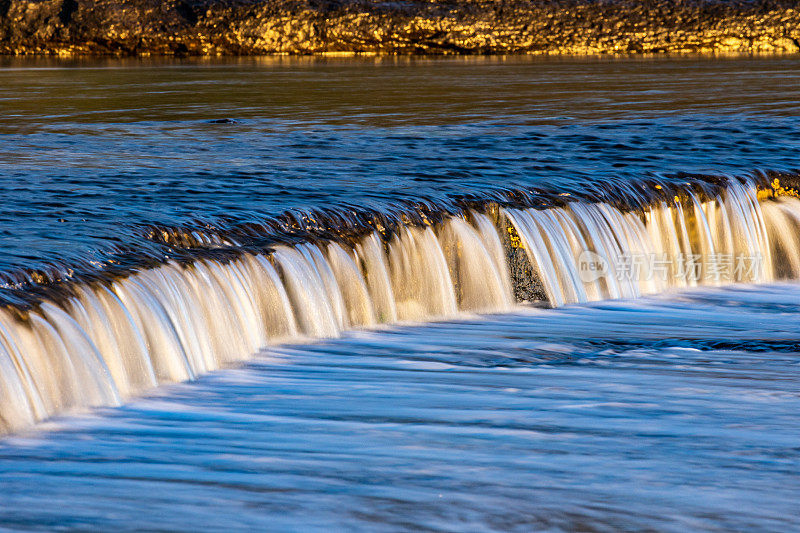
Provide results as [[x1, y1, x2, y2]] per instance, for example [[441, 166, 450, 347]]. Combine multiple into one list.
[[1, 171, 800, 434]]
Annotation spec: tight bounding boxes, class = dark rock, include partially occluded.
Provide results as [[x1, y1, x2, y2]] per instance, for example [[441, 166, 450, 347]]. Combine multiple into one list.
[[0, 0, 799, 56]]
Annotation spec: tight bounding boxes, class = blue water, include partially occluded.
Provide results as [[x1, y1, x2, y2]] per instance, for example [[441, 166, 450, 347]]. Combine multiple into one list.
[[1, 56, 799, 277], [1, 284, 799, 531], [2, 56, 800, 531]]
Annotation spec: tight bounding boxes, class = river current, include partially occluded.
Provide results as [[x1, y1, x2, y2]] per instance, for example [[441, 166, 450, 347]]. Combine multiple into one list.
[[0, 56, 799, 531], [1, 55, 799, 278]]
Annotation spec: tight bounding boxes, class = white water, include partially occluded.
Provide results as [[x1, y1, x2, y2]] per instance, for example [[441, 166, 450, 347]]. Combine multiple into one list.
[[1, 180, 799, 434], [503, 181, 785, 306]]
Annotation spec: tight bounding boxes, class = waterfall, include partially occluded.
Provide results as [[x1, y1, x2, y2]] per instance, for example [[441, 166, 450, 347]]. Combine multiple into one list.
[[503, 180, 780, 306], [1, 178, 799, 434]]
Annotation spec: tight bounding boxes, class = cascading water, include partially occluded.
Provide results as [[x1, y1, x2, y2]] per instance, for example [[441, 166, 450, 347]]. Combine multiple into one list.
[[503, 179, 781, 306], [1, 178, 799, 435]]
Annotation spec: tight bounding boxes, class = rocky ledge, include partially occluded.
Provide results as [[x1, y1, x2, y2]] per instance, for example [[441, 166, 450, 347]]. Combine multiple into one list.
[[1, 0, 799, 55]]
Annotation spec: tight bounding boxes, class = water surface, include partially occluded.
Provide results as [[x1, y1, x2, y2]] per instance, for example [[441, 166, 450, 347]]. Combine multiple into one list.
[[2, 56, 800, 532], [1, 284, 798, 531], [1, 55, 799, 277]]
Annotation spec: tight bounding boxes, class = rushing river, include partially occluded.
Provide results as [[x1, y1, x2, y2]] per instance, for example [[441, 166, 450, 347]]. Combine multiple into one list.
[[0, 55, 799, 531]]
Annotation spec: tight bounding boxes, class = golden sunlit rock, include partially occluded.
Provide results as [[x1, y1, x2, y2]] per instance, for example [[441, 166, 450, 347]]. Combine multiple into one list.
[[1, 0, 799, 55]]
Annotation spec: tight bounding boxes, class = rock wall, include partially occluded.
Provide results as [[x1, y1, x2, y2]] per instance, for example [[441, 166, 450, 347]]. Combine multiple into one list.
[[1, 0, 799, 55]]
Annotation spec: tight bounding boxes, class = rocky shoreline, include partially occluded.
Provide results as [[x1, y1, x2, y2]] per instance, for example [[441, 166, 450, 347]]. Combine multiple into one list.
[[1, 0, 799, 56]]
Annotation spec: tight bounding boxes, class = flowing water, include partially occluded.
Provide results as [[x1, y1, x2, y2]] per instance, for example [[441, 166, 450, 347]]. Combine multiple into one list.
[[1, 55, 800, 531]]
